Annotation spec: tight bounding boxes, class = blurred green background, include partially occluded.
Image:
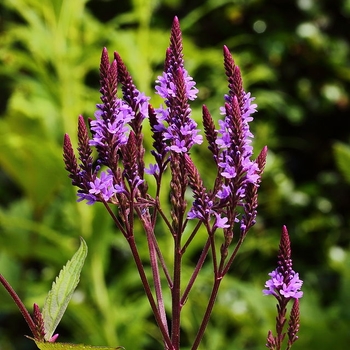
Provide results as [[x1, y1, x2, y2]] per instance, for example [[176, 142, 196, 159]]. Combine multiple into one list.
[[1, 0, 350, 349]]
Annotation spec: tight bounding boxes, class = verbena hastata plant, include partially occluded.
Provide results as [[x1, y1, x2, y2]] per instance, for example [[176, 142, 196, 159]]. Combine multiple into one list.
[[0, 17, 303, 350], [63, 15, 303, 349]]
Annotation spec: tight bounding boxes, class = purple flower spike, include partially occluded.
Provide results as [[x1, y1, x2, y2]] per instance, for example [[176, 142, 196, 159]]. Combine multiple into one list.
[[91, 48, 135, 168], [154, 17, 203, 154], [264, 226, 302, 350], [263, 226, 303, 300], [114, 51, 151, 132], [216, 47, 259, 189], [199, 46, 266, 237]]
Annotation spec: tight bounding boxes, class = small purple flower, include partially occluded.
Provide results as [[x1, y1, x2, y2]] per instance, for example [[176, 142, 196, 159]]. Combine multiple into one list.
[[213, 213, 230, 229], [216, 184, 231, 200], [77, 192, 97, 205], [114, 183, 126, 194], [145, 163, 160, 176], [88, 171, 116, 202], [134, 91, 150, 120], [263, 269, 303, 299]]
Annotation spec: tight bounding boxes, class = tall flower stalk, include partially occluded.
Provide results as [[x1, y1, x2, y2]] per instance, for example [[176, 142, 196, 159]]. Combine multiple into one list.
[[63, 17, 267, 350]]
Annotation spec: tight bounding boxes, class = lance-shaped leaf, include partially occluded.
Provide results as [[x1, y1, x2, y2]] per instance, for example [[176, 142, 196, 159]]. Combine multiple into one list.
[[42, 238, 88, 341], [34, 340, 121, 350]]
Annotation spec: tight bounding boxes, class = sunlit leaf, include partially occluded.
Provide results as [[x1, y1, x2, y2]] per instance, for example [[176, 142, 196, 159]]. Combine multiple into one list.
[[34, 340, 120, 350], [333, 141, 350, 184], [42, 238, 88, 341]]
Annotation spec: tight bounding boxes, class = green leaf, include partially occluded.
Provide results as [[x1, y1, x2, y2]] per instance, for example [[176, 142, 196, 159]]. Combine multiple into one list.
[[333, 141, 350, 184], [42, 238, 88, 341], [34, 340, 120, 350]]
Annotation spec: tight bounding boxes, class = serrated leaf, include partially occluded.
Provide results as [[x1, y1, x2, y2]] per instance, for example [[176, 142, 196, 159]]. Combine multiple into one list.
[[333, 142, 350, 184], [42, 238, 88, 341], [34, 340, 120, 350]]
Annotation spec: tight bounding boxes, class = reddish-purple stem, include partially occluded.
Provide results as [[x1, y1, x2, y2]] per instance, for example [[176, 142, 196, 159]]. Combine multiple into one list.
[[0, 274, 38, 339], [171, 231, 182, 349], [181, 238, 211, 305], [191, 276, 222, 350]]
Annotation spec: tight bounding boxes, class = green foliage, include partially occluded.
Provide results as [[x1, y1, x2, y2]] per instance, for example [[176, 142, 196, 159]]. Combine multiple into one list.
[[34, 340, 118, 350], [333, 141, 350, 184], [1, 0, 350, 349], [42, 238, 87, 341]]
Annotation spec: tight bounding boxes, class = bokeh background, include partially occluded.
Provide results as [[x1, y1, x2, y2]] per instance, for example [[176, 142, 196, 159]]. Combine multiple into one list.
[[1, 0, 350, 349]]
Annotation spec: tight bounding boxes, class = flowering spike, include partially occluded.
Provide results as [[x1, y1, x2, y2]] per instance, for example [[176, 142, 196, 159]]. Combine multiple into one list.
[[170, 153, 187, 231], [114, 51, 150, 131], [257, 145, 268, 174], [169, 16, 183, 70], [90, 49, 129, 169], [99, 48, 118, 108], [263, 226, 303, 300], [223, 45, 244, 107], [202, 105, 219, 160], [184, 154, 210, 223], [63, 133, 80, 186], [113, 51, 149, 196], [154, 16, 202, 154], [280, 225, 292, 261], [240, 146, 268, 235], [264, 226, 303, 350], [213, 46, 260, 236], [77, 115, 94, 176], [149, 104, 168, 168], [100, 47, 112, 83], [122, 131, 138, 186], [287, 298, 300, 347], [32, 303, 46, 341]]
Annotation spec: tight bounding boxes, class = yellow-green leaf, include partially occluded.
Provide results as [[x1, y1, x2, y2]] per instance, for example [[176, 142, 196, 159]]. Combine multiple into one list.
[[333, 141, 350, 184], [34, 340, 120, 350], [42, 238, 88, 341]]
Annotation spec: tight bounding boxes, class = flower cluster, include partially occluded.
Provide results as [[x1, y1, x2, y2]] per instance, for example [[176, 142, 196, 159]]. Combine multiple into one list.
[[186, 46, 267, 237], [263, 226, 303, 350], [154, 20, 202, 154], [264, 269, 303, 300], [263, 226, 303, 300], [62, 16, 270, 350]]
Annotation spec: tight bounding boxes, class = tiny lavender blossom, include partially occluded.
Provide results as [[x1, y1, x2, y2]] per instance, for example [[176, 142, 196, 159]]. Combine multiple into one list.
[[264, 226, 303, 350]]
